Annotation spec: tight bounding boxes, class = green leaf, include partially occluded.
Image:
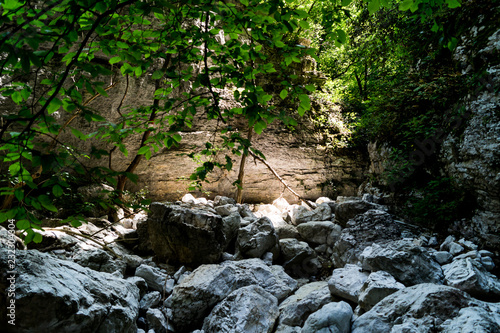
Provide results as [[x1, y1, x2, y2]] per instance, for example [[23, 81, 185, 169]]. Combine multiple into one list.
[[341, 0, 352, 6], [240, 0, 249, 6], [305, 84, 315, 92], [16, 219, 30, 230], [137, 146, 150, 155], [152, 70, 163, 79], [172, 133, 182, 142], [299, 21, 309, 29], [47, 98, 62, 114], [11, 91, 22, 104], [337, 29, 347, 44], [254, 120, 267, 135], [109, 56, 121, 64], [380, 0, 389, 7], [280, 89, 288, 100], [38, 194, 58, 212], [52, 184, 63, 197], [445, 0, 461, 8], [399, 0, 413, 11], [9, 163, 21, 176], [368, 0, 381, 14], [275, 40, 285, 48], [0, 209, 16, 223], [33, 232, 43, 243]]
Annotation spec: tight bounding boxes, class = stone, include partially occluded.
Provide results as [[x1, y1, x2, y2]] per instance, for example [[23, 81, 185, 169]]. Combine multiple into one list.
[[139, 291, 162, 311], [169, 258, 296, 331], [440, 304, 500, 332], [72, 248, 126, 277], [181, 193, 197, 204], [481, 256, 495, 271], [146, 202, 226, 265], [297, 221, 342, 245], [301, 301, 353, 333], [202, 285, 279, 333], [479, 249, 494, 257], [440, 235, 456, 251], [428, 236, 439, 247], [352, 284, 496, 333], [146, 308, 169, 333], [361, 240, 444, 286], [215, 204, 240, 216], [135, 264, 170, 294], [214, 195, 236, 206], [127, 276, 148, 299], [334, 199, 387, 227], [0, 250, 139, 333], [221, 213, 241, 249], [449, 242, 465, 255], [328, 264, 369, 303], [288, 205, 312, 225], [279, 238, 321, 277], [331, 210, 402, 267], [458, 238, 478, 250], [433, 251, 453, 265], [290, 203, 332, 225], [358, 271, 405, 311], [236, 217, 279, 258], [278, 281, 335, 327], [443, 258, 500, 300], [454, 250, 480, 261]]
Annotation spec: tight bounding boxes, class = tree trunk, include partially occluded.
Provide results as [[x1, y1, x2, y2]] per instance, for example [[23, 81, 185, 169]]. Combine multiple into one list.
[[236, 127, 253, 203]]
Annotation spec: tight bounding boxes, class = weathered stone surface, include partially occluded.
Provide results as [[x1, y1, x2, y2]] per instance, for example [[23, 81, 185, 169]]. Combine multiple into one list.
[[297, 221, 342, 245], [170, 258, 296, 331], [139, 291, 161, 311], [334, 199, 387, 227], [358, 271, 405, 311], [0, 250, 139, 333], [331, 210, 401, 267], [146, 202, 226, 265], [236, 217, 279, 258], [135, 264, 171, 294], [443, 258, 500, 300], [278, 281, 335, 327], [433, 251, 453, 265], [279, 238, 321, 277], [202, 285, 279, 333], [72, 248, 126, 277], [271, 218, 301, 240], [352, 284, 495, 333], [289, 203, 332, 225], [440, 304, 500, 333], [328, 264, 369, 303], [360, 240, 443, 286], [146, 308, 168, 333], [301, 301, 353, 333]]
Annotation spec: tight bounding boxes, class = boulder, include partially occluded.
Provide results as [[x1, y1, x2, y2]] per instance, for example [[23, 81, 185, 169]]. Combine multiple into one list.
[[139, 291, 162, 311], [271, 218, 301, 240], [352, 284, 496, 332], [279, 238, 321, 277], [443, 258, 500, 300], [202, 285, 279, 333], [135, 264, 173, 294], [170, 258, 297, 331], [147, 202, 226, 265], [358, 271, 405, 311], [0, 250, 139, 333], [214, 195, 236, 206], [331, 210, 401, 267], [297, 221, 342, 245], [278, 281, 335, 327], [334, 199, 387, 227], [301, 301, 353, 333], [289, 203, 332, 225], [72, 248, 126, 277], [360, 240, 444, 286], [440, 304, 500, 332], [236, 217, 279, 258], [328, 264, 369, 303], [146, 308, 169, 333]]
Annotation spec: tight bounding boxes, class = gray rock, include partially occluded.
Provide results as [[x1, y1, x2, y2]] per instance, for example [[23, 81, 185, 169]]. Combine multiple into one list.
[[428, 236, 439, 247], [328, 264, 369, 303], [214, 195, 236, 206], [334, 199, 387, 227], [170, 258, 296, 331], [135, 264, 170, 294], [297, 222, 342, 245], [72, 248, 126, 277], [433, 251, 453, 265], [279, 238, 321, 277], [449, 242, 465, 255], [481, 256, 495, 271], [139, 291, 161, 311], [290, 203, 332, 225], [146, 202, 226, 265], [331, 210, 401, 267], [361, 240, 444, 286], [479, 249, 494, 257], [127, 276, 148, 299], [271, 218, 301, 240], [358, 271, 405, 311], [0, 250, 139, 333], [237, 217, 279, 258], [215, 204, 240, 216], [278, 281, 335, 327], [440, 235, 456, 251], [202, 285, 279, 333], [352, 284, 495, 333], [443, 258, 500, 300], [222, 213, 241, 249], [301, 301, 353, 333], [440, 304, 500, 332], [458, 238, 478, 250], [146, 308, 169, 333], [454, 250, 480, 261]]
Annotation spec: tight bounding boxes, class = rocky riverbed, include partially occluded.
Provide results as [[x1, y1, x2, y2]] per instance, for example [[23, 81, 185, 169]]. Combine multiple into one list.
[[1, 193, 499, 332]]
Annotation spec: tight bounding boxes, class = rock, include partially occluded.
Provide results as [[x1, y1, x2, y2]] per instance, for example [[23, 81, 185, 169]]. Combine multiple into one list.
[[278, 281, 335, 327], [135, 219, 153, 254], [222, 213, 241, 249], [290, 203, 332, 225], [352, 284, 496, 333], [135, 264, 172, 294], [127, 276, 148, 299], [481, 256, 496, 271], [440, 235, 456, 251], [170, 258, 296, 331], [139, 291, 162, 311], [360, 240, 444, 286], [274, 197, 291, 211], [288, 205, 311, 225], [316, 197, 333, 204], [440, 304, 500, 332], [214, 195, 236, 206], [479, 249, 494, 257], [215, 204, 240, 216], [279, 238, 321, 277], [236, 217, 279, 258], [449, 242, 465, 255], [297, 221, 342, 245], [72, 248, 126, 277], [272, 218, 301, 240], [146, 202, 226, 265], [0, 250, 139, 333], [433, 251, 454, 265], [358, 271, 405, 311], [331, 210, 402, 267], [202, 285, 279, 333], [181, 193, 197, 204], [301, 301, 353, 333], [443, 258, 500, 300], [334, 199, 387, 227], [454, 250, 480, 261], [428, 236, 439, 247], [328, 264, 369, 303], [458, 238, 478, 250], [146, 308, 169, 333]]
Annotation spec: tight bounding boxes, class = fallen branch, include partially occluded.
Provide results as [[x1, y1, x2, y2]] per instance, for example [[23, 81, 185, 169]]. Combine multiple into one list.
[[248, 150, 315, 209]]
